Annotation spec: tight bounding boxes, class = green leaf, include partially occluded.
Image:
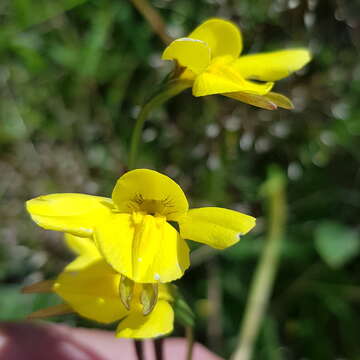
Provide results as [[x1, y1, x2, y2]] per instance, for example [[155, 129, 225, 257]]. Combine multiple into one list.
[[315, 221, 360, 268]]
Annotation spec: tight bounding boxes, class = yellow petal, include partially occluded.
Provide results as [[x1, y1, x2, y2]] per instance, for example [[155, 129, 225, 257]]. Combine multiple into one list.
[[234, 48, 311, 81], [189, 18, 242, 58], [158, 284, 173, 303], [224, 92, 277, 110], [193, 70, 273, 97], [162, 38, 211, 74], [116, 300, 174, 339], [94, 213, 190, 283], [65, 233, 99, 256], [179, 207, 256, 249], [112, 169, 188, 222], [64, 234, 102, 271], [26, 194, 114, 237], [54, 259, 127, 324]]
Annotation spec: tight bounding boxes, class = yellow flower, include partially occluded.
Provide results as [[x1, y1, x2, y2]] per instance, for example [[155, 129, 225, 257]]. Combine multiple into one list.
[[24, 234, 174, 339], [162, 18, 311, 110], [26, 169, 256, 283]]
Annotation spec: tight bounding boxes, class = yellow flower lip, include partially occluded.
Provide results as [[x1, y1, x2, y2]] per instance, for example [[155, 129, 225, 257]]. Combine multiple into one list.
[[162, 18, 311, 110], [26, 169, 256, 284]]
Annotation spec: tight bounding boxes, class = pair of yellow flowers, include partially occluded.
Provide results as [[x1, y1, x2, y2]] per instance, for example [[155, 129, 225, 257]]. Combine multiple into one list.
[[25, 19, 310, 338]]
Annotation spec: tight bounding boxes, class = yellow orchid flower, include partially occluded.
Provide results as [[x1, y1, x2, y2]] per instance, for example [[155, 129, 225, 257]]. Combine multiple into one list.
[[24, 234, 174, 339], [26, 169, 256, 283], [162, 18, 311, 110]]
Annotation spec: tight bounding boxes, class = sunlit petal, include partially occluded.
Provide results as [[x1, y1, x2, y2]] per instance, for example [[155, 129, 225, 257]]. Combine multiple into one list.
[[95, 213, 190, 283], [234, 48, 311, 81], [116, 300, 174, 339], [112, 169, 188, 222], [26, 194, 114, 237], [162, 38, 211, 74], [179, 207, 256, 249], [193, 70, 273, 97], [189, 18, 242, 58], [54, 260, 127, 323]]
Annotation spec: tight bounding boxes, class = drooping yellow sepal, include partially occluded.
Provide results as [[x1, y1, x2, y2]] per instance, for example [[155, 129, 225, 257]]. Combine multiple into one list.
[[179, 207, 256, 249], [224, 91, 294, 110]]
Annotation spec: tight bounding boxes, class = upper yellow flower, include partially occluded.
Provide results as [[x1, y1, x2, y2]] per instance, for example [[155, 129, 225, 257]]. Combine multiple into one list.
[[25, 234, 174, 339], [162, 18, 311, 110], [26, 169, 255, 283]]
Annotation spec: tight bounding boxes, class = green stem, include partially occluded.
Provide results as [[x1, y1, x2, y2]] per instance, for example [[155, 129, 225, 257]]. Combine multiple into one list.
[[185, 326, 194, 360], [231, 166, 287, 360], [128, 80, 190, 170]]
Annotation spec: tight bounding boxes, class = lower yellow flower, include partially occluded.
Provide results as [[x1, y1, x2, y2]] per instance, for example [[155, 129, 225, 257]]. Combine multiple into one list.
[[26, 169, 256, 284], [162, 18, 311, 110], [24, 235, 174, 339]]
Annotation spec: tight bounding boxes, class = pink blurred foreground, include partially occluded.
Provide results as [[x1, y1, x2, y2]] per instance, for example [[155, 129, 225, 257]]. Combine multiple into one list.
[[0, 322, 223, 360]]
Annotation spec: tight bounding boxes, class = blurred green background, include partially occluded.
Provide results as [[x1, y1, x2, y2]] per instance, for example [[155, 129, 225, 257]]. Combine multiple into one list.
[[1, 0, 360, 359]]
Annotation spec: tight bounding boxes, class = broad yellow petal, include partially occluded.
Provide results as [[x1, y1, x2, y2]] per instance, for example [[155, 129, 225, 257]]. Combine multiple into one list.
[[234, 48, 311, 81], [189, 18, 242, 58], [179, 207, 256, 249], [94, 213, 190, 283], [54, 260, 127, 323], [112, 169, 188, 222], [116, 300, 174, 339], [64, 234, 102, 271], [193, 70, 273, 97], [26, 194, 114, 237], [162, 38, 211, 74]]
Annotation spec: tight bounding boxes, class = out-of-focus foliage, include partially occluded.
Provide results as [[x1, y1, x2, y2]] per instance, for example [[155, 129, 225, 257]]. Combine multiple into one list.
[[0, 0, 359, 358]]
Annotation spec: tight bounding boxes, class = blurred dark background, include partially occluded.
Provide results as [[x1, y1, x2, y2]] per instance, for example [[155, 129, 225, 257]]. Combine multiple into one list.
[[0, 0, 360, 359]]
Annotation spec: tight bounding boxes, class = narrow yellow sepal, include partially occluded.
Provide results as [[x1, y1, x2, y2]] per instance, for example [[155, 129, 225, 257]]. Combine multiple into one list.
[[27, 303, 73, 319], [22, 280, 55, 294], [224, 92, 278, 110]]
